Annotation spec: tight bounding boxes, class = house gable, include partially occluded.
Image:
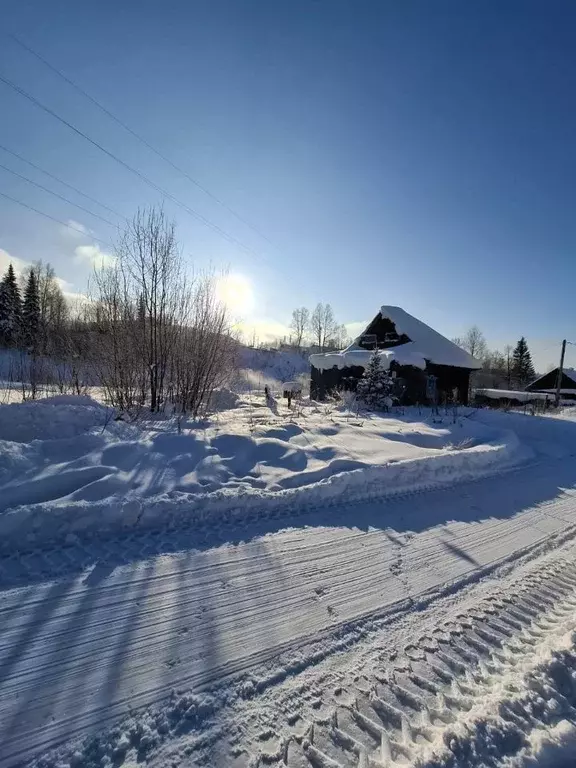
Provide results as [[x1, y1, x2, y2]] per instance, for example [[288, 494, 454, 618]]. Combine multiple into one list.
[[526, 368, 576, 392], [358, 313, 411, 349]]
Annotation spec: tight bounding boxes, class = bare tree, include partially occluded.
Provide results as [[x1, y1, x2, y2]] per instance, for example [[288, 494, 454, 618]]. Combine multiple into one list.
[[453, 326, 488, 360], [326, 323, 349, 350], [90, 207, 238, 416], [120, 208, 188, 411], [171, 271, 238, 417], [290, 307, 309, 349], [310, 302, 338, 351], [90, 262, 146, 410]]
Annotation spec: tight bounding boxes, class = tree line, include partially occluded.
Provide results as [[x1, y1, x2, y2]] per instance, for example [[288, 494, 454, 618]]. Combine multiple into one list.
[[290, 304, 349, 351], [452, 326, 536, 389], [0, 207, 238, 414], [0, 262, 68, 355]]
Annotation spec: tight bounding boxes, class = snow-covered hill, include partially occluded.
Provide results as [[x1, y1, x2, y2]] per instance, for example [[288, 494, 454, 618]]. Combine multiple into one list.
[[234, 345, 310, 392]]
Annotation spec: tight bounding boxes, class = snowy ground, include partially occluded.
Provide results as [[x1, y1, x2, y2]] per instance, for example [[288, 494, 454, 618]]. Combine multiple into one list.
[[0, 395, 530, 553], [2, 397, 576, 767]]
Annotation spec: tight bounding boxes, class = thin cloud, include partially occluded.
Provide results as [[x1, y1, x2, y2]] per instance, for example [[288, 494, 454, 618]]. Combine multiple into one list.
[[60, 219, 93, 240], [74, 244, 115, 269]]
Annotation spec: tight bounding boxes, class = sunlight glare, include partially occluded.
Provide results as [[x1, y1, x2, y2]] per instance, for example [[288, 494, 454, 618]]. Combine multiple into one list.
[[216, 273, 255, 316]]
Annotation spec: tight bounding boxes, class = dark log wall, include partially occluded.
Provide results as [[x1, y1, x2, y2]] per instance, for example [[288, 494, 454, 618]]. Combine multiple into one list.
[[310, 365, 364, 400], [310, 362, 472, 404], [426, 363, 471, 405]]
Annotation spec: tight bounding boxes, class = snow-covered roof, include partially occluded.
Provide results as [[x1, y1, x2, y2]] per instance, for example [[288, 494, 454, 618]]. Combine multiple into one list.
[[378, 306, 481, 369], [475, 388, 552, 402], [309, 344, 426, 373], [309, 306, 481, 372]]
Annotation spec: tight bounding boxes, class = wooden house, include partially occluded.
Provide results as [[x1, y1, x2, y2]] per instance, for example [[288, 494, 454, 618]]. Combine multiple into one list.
[[309, 306, 481, 404], [525, 368, 576, 401]]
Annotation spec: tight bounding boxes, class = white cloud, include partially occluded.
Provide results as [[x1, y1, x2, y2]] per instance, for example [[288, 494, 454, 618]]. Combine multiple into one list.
[[0, 248, 32, 275], [74, 244, 115, 270], [60, 220, 93, 240]]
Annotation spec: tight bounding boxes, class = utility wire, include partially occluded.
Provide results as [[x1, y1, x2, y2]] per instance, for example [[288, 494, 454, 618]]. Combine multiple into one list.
[[0, 142, 124, 220], [0, 72, 268, 261], [0, 190, 112, 247], [7, 32, 278, 250], [0, 161, 117, 226]]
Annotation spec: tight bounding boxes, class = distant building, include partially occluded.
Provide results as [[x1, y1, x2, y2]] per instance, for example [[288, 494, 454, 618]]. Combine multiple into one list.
[[309, 306, 481, 404], [473, 388, 552, 407], [525, 368, 576, 401]]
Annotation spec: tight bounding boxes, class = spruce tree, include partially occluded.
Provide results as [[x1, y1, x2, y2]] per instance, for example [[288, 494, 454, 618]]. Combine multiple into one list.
[[356, 350, 394, 410], [512, 337, 535, 388], [0, 264, 22, 347], [0, 282, 9, 348], [21, 269, 41, 351]]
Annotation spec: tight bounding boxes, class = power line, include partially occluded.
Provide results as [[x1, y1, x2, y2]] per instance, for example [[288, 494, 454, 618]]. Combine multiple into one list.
[[0, 142, 124, 220], [0, 190, 112, 247], [0, 161, 117, 226], [0, 72, 269, 262], [8, 32, 278, 251]]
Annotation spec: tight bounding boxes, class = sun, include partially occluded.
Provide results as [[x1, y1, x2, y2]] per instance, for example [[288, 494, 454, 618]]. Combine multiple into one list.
[[216, 273, 255, 316]]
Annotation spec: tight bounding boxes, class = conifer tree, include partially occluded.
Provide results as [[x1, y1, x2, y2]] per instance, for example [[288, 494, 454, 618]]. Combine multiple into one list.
[[0, 264, 22, 347], [21, 269, 41, 351], [512, 337, 535, 387], [356, 350, 394, 409]]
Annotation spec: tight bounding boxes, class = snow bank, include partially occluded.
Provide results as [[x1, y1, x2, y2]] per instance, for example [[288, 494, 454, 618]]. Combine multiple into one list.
[[0, 400, 528, 553], [206, 387, 240, 412], [0, 399, 110, 442]]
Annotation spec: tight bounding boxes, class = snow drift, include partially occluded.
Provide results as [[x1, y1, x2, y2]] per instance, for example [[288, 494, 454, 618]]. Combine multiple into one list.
[[0, 397, 530, 553]]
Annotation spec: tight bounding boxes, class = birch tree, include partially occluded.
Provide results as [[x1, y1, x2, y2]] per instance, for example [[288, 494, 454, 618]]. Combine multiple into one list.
[[310, 302, 337, 351], [290, 307, 309, 349]]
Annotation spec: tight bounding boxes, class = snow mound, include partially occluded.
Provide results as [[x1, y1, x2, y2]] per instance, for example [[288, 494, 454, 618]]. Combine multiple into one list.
[[34, 394, 103, 407], [0, 399, 534, 552], [207, 387, 240, 412], [0, 400, 110, 443]]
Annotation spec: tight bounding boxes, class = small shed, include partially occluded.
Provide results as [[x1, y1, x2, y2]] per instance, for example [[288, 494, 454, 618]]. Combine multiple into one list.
[[309, 306, 481, 404], [525, 368, 576, 401]]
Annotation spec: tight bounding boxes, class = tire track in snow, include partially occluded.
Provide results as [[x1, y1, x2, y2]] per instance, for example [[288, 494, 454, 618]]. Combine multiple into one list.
[[3, 459, 576, 766], [265, 559, 576, 768]]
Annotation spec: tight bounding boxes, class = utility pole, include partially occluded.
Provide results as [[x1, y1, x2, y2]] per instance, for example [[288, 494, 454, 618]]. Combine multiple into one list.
[[555, 339, 566, 408]]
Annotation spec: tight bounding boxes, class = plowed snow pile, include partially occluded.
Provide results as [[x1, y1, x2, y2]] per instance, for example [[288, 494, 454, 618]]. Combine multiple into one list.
[[0, 396, 526, 551]]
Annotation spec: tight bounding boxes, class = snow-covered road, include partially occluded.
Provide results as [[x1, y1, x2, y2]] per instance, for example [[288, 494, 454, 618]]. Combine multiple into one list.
[[2, 453, 576, 767]]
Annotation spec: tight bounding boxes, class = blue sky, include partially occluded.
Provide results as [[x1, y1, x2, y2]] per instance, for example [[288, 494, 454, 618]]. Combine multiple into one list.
[[1, 0, 576, 370]]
